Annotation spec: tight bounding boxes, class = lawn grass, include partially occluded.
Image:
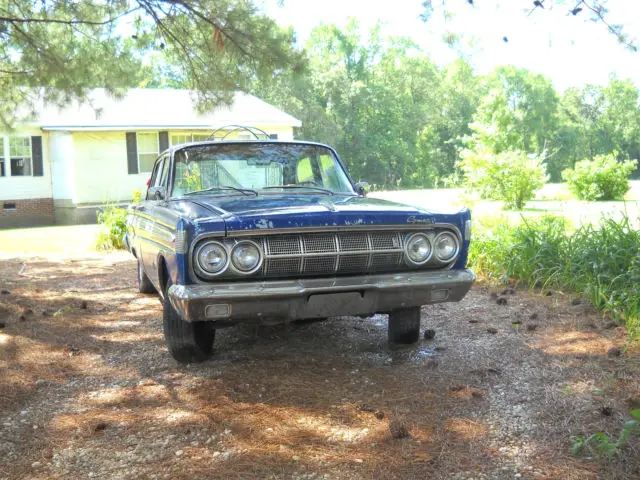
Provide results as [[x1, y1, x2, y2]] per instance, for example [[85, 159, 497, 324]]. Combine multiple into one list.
[[372, 180, 640, 227], [0, 224, 100, 257]]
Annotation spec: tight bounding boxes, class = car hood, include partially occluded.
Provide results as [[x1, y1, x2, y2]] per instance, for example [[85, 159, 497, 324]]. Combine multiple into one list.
[[179, 193, 466, 233]]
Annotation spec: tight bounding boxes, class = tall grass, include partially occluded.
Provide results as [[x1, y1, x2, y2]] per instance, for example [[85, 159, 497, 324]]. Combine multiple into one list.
[[469, 214, 640, 346]]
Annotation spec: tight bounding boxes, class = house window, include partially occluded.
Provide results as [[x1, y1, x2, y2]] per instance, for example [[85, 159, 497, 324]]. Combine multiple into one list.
[[9, 137, 32, 176], [170, 134, 189, 146], [137, 132, 159, 173], [170, 133, 210, 146]]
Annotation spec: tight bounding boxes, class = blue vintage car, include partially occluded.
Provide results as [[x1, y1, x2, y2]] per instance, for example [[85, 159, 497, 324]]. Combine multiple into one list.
[[125, 139, 474, 363]]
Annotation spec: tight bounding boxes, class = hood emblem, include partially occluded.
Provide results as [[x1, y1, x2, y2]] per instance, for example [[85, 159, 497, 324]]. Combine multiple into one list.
[[407, 215, 434, 225]]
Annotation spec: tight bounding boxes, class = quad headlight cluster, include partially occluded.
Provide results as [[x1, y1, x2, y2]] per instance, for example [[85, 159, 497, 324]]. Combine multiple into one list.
[[194, 240, 263, 278], [403, 231, 459, 266]]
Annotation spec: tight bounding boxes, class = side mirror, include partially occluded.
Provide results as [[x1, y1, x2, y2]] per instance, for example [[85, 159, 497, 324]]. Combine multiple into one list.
[[154, 187, 167, 200], [355, 181, 369, 196]]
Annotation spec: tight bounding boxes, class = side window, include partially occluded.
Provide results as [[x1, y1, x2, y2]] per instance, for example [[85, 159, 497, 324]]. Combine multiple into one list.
[[296, 158, 314, 183], [318, 154, 341, 190], [159, 156, 170, 187], [153, 158, 166, 187], [146, 158, 163, 199]]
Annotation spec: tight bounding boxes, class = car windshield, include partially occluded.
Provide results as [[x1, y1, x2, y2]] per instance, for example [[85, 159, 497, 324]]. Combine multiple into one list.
[[171, 143, 355, 197]]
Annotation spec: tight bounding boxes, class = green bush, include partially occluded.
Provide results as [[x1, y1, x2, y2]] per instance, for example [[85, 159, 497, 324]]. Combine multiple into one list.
[[469, 214, 640, 346], [460, 148, 548, 210], [95, 204, 127, 250], [562, 154, 638, 201]]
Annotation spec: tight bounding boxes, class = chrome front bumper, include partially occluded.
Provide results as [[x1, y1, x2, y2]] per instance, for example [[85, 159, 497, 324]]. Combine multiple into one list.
[[168, 269, 475, 323]]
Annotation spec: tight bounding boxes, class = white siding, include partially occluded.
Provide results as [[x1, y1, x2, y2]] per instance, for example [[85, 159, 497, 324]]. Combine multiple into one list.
[[0, 128, 52, 200], [72, 131, 149, 204], [265, 126, 294, 141]]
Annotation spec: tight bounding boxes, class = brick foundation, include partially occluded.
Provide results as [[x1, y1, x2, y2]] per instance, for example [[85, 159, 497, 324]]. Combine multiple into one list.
[[0, 198, 55, 228]]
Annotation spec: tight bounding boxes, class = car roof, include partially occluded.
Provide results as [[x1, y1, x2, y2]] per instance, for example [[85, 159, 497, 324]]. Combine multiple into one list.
[[164, 139, 335, 155]]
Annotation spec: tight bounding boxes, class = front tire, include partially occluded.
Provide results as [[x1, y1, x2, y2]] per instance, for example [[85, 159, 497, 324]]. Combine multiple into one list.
[[163, 293, 215, 363], [388, 307, 421, 344], [137, 259, 156, 294]]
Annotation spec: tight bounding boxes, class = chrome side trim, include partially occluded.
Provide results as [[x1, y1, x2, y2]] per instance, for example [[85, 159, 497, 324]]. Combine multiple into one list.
[[133, 211, 175, 232]]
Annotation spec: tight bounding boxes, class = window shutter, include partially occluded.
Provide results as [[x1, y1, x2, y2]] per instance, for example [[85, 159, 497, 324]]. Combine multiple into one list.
[[31, 136, 43, 176], [159, 131, 169, 152], [126, 132, 138, 174]]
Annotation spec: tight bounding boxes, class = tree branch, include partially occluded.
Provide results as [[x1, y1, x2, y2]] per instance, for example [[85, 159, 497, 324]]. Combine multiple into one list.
[[154, 0, 254, 58], [0, 7, 141, 26], [580, 0, 638, 51]]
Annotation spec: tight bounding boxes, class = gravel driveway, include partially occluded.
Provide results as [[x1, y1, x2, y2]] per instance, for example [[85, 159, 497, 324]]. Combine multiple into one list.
[[0, 254, 638, 480]]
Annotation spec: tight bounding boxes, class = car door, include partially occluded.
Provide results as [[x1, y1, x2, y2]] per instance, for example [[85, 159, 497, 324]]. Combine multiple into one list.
[[139, 155, 167, 285]]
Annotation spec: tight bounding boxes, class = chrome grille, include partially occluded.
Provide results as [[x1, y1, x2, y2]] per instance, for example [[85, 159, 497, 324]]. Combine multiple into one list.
[[304, 255, 337, 274], [338, 254, 369, 272], [338, 233, 369, 251], [260, 231, 405, 278], [190, 227, 461, 281], [266, 235, 301, 256], [371, 252, 403, 271], [303, 234, 336, 253], [265, 257, 301, 275], [371, 232, 401, 250]]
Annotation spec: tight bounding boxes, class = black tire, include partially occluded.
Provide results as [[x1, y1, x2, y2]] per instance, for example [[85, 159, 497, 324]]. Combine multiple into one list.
[[388, 307, 421, 344], [163, 293, 215, 363], [137, 259, 156, 294]]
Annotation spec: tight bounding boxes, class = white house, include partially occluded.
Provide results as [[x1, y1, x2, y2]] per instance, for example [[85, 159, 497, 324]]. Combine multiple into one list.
[[0, 89, 301, 228]]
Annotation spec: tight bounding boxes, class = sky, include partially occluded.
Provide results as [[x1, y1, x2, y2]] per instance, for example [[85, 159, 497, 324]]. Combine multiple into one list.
[[262, 0, 640, 91]]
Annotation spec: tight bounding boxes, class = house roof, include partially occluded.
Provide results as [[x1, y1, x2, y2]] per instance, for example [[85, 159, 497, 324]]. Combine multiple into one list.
[[26, 89, 301, 131]]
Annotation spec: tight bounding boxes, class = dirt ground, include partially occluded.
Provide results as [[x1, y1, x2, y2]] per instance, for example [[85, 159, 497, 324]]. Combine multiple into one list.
[[1, 254, 639, 480]]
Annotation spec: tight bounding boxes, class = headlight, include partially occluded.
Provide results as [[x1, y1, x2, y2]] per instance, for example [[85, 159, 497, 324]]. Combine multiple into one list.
[[404, 233, 432, 265], [195, 241, 228, 276], [434, 231, 459, 262], [231, 241, 262, 273]]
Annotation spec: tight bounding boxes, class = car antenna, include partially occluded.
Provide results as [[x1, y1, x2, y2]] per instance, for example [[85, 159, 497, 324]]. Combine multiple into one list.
[[206, 125, 271, 141]]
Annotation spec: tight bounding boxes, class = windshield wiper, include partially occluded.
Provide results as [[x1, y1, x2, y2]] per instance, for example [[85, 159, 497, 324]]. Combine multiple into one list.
[[184, 186, 258, 196], [262, 185, 334, 195]]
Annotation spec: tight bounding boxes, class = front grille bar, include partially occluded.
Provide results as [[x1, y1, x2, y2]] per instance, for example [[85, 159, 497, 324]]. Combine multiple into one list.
[[262, 231, 404, 276]]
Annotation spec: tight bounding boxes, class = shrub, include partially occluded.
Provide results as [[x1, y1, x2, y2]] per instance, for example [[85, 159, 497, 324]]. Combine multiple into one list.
[[469, 214, 640, 346], [95, 203, 127, 250], [562, 154, 638, 201], [460, 148, 548, 210]]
